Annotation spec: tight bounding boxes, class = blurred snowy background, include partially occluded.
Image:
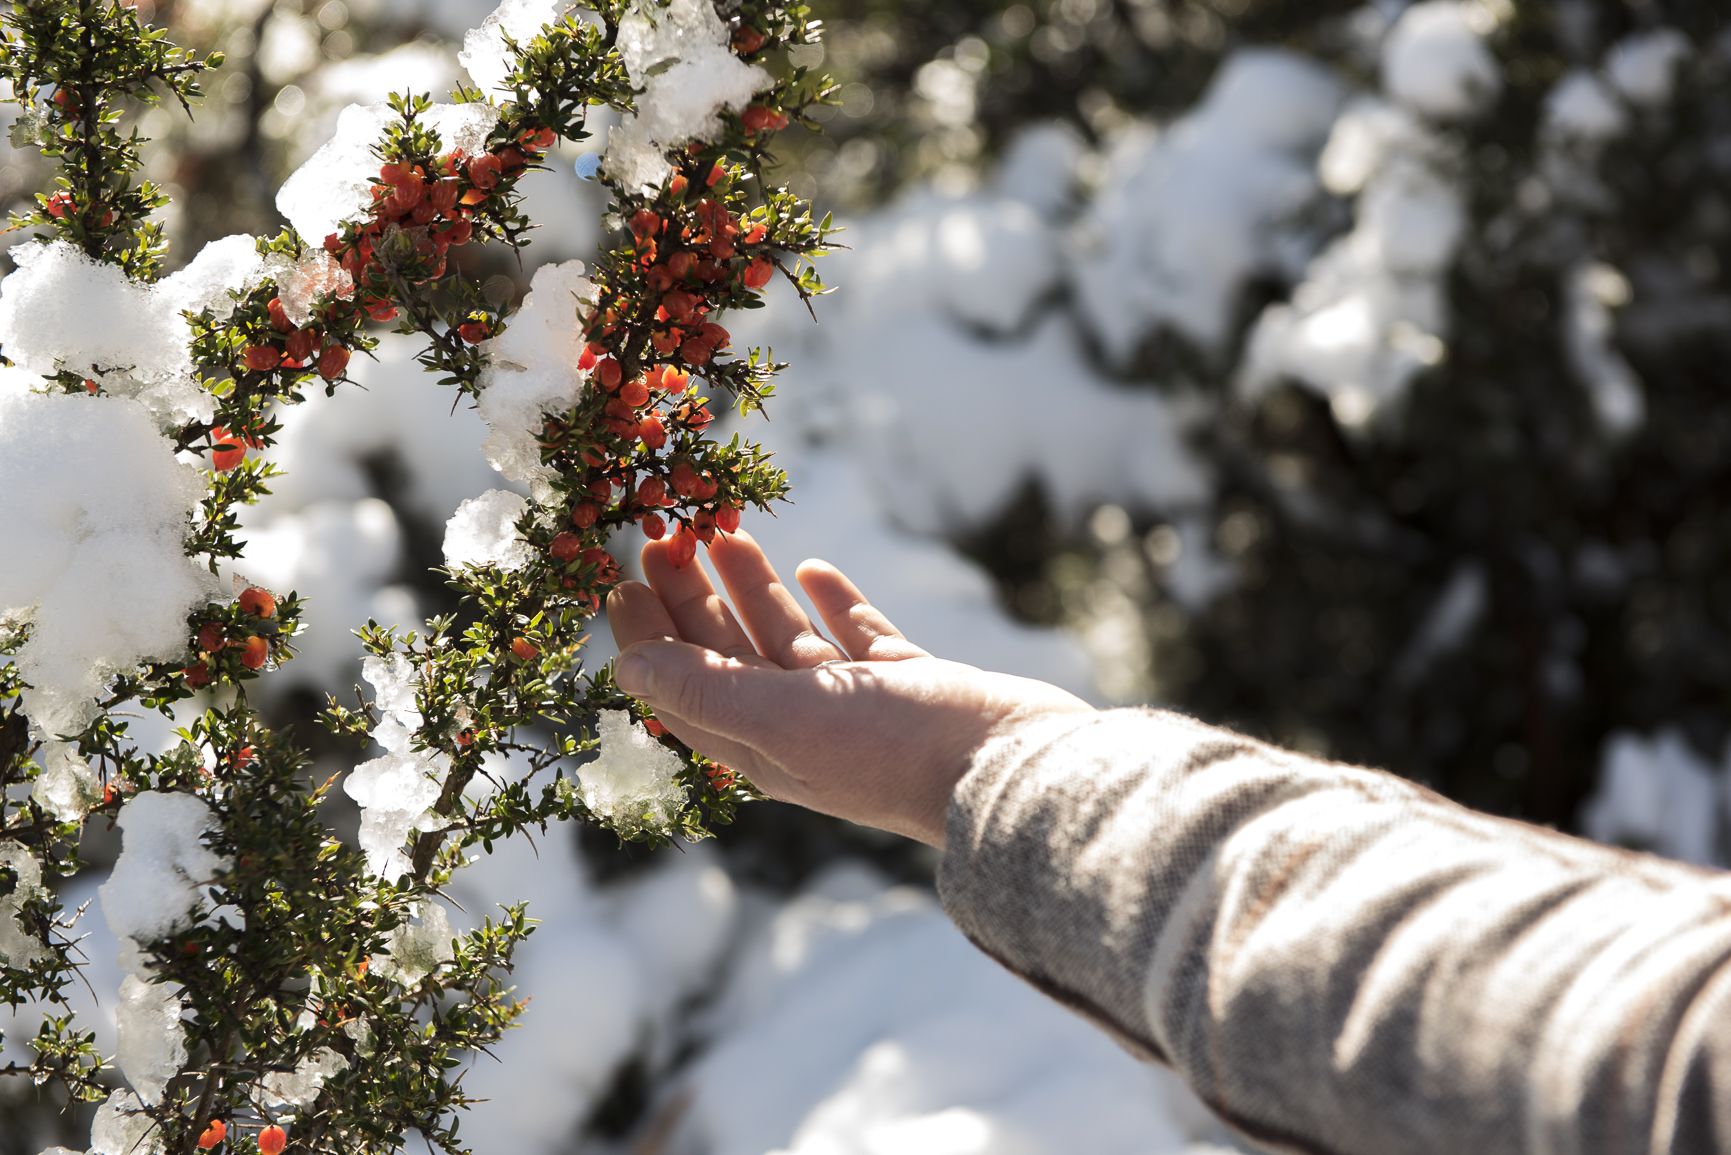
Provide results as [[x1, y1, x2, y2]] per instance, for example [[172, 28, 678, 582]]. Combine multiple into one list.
[[5, 0, 1731, 1152]]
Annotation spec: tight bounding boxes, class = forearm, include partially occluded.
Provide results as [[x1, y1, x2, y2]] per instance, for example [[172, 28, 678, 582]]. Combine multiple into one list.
[[936, 708, 1731, 1155]]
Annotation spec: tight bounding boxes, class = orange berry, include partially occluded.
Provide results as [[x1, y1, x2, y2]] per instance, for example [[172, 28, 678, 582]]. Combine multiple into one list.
[[742, 257, 774, 290], [267, 297, 294, 333], [716, 504, 741, 534], [258, 1125, 286, 1155], [637, 413, 667, 450], [196, 1119, 226, 1149], [643, 718, 668, 737], [243, 345, 282, 372], [669, 173, 688, 196], [511, 637, 539, 661], [594, 358, 622, 391], [620, 377, 650, 407], [238, 587, 277, 618], [741, 106, 789, 133], [285, 329, 318, 363], [467, 153, 502, 191], [666, 526, 698, 568], [240, 636, 269, 670], [318, 344, 351, 381], [550, 530, 583, 559], [83, 378, 98, 393], [640, 512, 666, 540], [629, 209, 661, 239]]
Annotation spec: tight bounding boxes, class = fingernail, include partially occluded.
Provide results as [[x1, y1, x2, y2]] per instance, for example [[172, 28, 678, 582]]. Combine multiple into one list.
[[616, 649, 655, 697]]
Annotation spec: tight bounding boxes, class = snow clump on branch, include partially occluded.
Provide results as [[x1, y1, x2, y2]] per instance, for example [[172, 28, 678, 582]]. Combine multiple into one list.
[[474, 258, 596, 493], [276, 101, 500, 245], [0, 385, 213, 751], [0, 841, 49, 967], [444, 488, 533, 570], [603, 0, 773, 193], [345, 653, 451, 879], [460, 0, 569, 99], [99, 792, 230, 1105], [99, 791, 231, 953], [580, 710, 687, 835]]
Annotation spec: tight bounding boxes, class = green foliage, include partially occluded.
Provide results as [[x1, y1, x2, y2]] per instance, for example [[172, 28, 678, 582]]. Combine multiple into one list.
[[0, 1, 834, 1150]]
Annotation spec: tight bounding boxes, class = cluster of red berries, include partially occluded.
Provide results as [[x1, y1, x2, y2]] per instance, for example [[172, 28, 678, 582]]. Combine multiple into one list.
[[325, 126, 557, 331], [183, 587, 277, 686], [239, 296, 351, 383]]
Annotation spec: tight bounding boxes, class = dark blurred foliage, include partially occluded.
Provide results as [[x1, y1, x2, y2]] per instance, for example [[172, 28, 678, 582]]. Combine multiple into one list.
[[779, 0, 1371, 206]]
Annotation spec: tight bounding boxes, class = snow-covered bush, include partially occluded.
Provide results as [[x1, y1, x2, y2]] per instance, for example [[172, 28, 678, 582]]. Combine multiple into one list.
[[0, 1, 835, 1150]]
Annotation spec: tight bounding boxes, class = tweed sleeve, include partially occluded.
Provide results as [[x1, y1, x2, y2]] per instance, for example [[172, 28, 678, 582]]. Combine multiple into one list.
[[936, 707, 1731, 1155]]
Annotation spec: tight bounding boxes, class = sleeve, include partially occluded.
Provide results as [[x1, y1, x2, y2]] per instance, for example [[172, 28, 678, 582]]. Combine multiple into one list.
[[934, 707, 1731, 1155]]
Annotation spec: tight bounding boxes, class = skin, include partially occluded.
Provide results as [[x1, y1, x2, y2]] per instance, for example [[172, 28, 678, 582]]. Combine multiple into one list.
[[607, 530, 1095, 848]]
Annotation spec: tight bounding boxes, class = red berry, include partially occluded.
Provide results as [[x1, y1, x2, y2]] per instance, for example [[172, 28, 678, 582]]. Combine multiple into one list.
[[640, 512, 666, 540], [742, 257, 774, 290], [393, 171, 424, 208], [569, 503, 600, 530], [707, 162, 727, 187], [680, 337, 713, 366], [429, 178, 460, 212], [258, 1125, 287, 1155], [238, 587, 277, 618], [629, 209, 661, 239], [457, 321, 489, 343], [379, 162, 411, 184], [716, 504, 741, 534], [240, 636, 269, 670], [365, 300, 398, 322], [637, 414, 667, 450], [697, 322, 730, 349], [669, 173, 689, 196], [550, 531, 582, 560], [467, 153, 502, 191], [733, 26, 766, 53], [267, 297, 293, 333], [637, 476, 668, 507], [594, 358, 622, 391], [691, 509, 716, 544], [619, 377, 650, 408], [209, 427, 255, 472], [667, 252, 695, 281], [666, 526, 698, 568], [197, 624, 225, 652], [184, 662, 211, 687], [196, 1120, 226, 1150], [661, 289, 699, 324], [742, 106, 789, 133], [521, 126, 556, 151], [243, 345, 281, 372], [643, 718, 668, 737], [44, 191, 74, 219], [511, 637, 539, 661], [323, 232, 342, 253], [285, 329, 318, 362], [83, 378, 98, 393], [318, 344, 351, 381], [744, 222, 768, 244]]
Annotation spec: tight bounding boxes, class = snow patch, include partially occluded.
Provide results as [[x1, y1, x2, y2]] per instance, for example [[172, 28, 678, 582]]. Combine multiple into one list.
[[579, 709, 686, 834], [0, 388, 213, 744]]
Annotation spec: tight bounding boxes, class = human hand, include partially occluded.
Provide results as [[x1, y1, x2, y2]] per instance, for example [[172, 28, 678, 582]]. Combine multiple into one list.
[[606, 530, 1095, 847]]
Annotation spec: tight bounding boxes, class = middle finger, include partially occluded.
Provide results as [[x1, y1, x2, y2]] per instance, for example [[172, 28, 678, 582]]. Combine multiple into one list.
[[640, 537, 761, 660]]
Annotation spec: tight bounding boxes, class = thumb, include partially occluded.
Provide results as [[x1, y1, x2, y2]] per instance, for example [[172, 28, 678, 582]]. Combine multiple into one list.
[[614, 639, 804, 742]]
